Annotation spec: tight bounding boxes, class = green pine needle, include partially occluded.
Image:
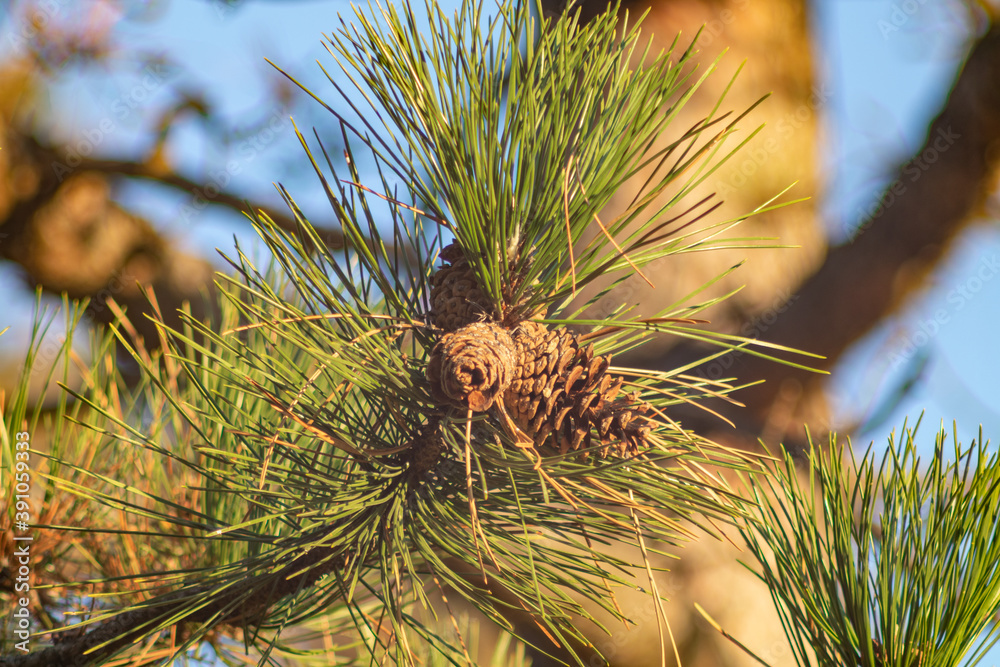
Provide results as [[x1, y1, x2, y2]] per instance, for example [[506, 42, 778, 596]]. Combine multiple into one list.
[[738, 420, 1000, 667]]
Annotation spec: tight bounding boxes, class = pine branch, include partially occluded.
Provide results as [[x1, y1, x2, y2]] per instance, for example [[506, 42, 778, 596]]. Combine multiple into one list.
[[0, 544, 343, 667], [0, 1, 809, 664], [738, 422, 1000, 667]]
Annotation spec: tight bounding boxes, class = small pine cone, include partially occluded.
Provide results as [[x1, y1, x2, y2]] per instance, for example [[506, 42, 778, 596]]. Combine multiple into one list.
[[504, 322, 653, 458], [427, 322, 516, 411], [408, 420, 446, 480], [429, 243, 496, 331]]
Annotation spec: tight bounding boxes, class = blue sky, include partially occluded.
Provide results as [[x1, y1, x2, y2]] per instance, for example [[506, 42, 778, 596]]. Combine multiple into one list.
[[1, 0, 998, 661]]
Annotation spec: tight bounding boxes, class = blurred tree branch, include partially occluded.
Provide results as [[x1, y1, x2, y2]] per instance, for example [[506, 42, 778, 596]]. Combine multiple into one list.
[[25, 136, 350, 249], [722, 20, 1000, 444]]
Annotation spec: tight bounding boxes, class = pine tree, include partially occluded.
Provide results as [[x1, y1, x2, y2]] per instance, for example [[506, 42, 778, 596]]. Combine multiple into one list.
[[2, 1, 998, 666]]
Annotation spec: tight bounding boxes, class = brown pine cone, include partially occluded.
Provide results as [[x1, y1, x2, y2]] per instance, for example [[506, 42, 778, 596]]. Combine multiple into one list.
[[426, 322, 517, 411], [407, 420, 447, 480], [429, 242, 497, 331], [504, 322, 652, 458]]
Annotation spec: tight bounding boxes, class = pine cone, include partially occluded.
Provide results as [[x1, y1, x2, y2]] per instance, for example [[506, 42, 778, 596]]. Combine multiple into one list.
[[504, 322, 652, 458], [408, 420, 446, 480], [429, 242, 496, 331], [425, 243, 650, 458], [426, 322, 517, 411]]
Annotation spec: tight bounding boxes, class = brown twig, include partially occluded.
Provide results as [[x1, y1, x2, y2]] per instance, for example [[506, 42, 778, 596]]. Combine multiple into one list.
[[0, 545, 344, 667]]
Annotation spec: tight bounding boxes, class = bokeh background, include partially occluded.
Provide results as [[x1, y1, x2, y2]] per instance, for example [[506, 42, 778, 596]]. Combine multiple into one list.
[[1, 0, 998, 664]]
